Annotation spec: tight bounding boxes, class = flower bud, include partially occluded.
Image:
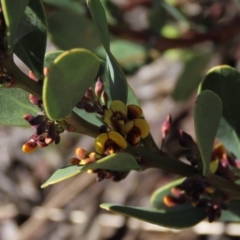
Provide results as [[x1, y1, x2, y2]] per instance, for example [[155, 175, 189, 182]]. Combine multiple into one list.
[[45, 122, 56, 144], [95, 77, 103, 98], [76, 147, 88, 159], [36, 120, 47, 135], [29, 94, 39, 105], [28, 71, 37, 81], [85, 88, 95, 100], [23, 114, 34, 122], [69, 157, 80, 165], [161, 115, 172, 139], [54, 135, 61, 144], [22, 141, 37, 153], [29, 115, 45, 126]]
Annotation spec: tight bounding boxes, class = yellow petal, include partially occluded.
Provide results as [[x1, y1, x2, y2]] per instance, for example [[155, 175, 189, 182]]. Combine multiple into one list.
[[108, 131, 127, 150], [103, 108, 113, 126], [134, 119, 150, 138], [121, 121, 134, 134], [110, 100, 127, 116], [127, 104, 142, 119], [95, 132, 109, 154]]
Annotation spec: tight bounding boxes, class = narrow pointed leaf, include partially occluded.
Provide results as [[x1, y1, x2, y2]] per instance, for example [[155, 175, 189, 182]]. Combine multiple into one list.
[[41, 152, 140, 188], [1, 0, 29, 52], [0, 88, 39, 126], [199, 65, 240, 158], [194, 90, 222, 175], [106, 53, 128, 103], [14, 0, 47, 78], [151, 178, 185, 209], [43, 48, 100, 120], [100, 204, 206, 229], [87, 0, 128, 103], [86, 0, 110, 50], [41, 165, 83, 188]]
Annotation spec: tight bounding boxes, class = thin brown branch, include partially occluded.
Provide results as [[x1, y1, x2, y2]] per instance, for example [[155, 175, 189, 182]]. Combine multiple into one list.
[[109, 16, 240, 51]]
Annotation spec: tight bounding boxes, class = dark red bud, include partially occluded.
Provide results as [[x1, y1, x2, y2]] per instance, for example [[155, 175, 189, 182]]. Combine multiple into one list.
[[29, 115, 45, 126], [36, 120, 47, 135]]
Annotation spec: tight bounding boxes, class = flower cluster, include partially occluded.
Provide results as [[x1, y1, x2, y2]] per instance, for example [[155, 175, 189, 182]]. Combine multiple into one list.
[[103, 100, 149, 146], [163, 177, 227, 222], [22, 70, 67, 153], [71, 80, 150, 181], [22, 114, 66, 153]]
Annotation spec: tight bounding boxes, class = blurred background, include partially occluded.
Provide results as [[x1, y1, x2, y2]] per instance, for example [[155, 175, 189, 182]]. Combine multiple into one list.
[[1, 0, 240, 239]]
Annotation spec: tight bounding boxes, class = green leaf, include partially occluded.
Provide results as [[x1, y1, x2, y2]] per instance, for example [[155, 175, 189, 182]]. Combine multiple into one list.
[[220, 200, 240, 222], [82, 152, 140, 172], [96, 40, 147, 72], [43, 0, 84, 14], [14, 0, 47, 78], [106, 53, 128, 103], [41, 165, 82, 188], [73, 107, 104, 127], [199, 65, 240, 158], [86, 0, 110, 50], [151, 178, 185, 209], [41, 152, 140, 188], [127, 85, 139, 106], [44, 50, 64, 68], [43, 48, 101, 120], [194, 90, 222, 175], [47, 10, 100, 50], [1, 0, 29, 52], [87, 0, 128, 103], [0, 88, 39, 126], [101, 63, 139, 106], [172, 52, 212, 101], [100, 204, 206, 229]]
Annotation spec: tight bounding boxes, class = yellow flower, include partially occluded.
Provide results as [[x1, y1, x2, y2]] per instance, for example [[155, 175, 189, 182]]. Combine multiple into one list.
[[95, 131, 127, 154], [121, 119, 150, 145], [104, 100, 144, 131], [104, 100, 128, 130]]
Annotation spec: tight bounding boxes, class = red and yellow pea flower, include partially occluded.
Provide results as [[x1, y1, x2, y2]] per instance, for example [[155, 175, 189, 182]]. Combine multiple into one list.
[[95, 131, 127, 154], [121, 118, 150, 146], [104, 100, 144, 131]]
